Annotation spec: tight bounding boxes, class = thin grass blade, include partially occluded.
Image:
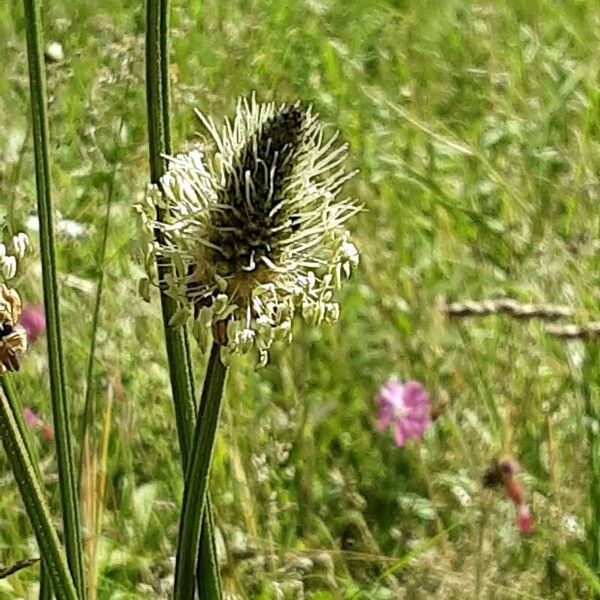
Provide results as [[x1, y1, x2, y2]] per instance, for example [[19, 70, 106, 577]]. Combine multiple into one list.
[[77, 159, 118, 486]]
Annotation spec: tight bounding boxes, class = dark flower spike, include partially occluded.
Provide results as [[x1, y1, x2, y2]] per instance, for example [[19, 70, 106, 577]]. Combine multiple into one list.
[[137, 95, 360, 364]]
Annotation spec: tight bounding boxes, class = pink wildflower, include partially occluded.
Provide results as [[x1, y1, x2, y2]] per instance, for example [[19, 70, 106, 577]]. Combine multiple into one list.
[[23, 408, 41, 428], [375, 379, 431, 447], [19, 305, 46, 344], [22, 407, 54, 441]]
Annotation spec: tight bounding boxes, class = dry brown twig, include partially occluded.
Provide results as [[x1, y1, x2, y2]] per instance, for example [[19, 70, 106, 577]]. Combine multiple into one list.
[[442, 298, 573, 321], [545, 321, 600, 340], [442, 298, 599, 341]]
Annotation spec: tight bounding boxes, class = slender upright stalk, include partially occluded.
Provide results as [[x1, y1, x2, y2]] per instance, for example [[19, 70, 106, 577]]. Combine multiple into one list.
[[158, 0, 172, 155], [77, 159, 118, 486], [22, 0, 85, 596], [146, 0, 196, 461], [174, 343, 227, 600], [0, 383, 78, 600], [1, 376, 38, 473], [197, 499, 223, 600], [1, 377, 53, 599], [145, 1, 221, 597]]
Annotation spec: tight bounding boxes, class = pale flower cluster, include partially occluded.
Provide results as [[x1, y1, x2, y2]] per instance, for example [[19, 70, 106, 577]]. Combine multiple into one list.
[[0, 284, 27, 373], [136, 96, 360, 364], [0, 232, 29, 280], [0, 231, 30, 372]]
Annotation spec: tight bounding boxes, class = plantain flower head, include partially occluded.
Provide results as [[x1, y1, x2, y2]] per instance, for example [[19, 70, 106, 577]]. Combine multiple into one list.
[[137, 96, 360, 363]]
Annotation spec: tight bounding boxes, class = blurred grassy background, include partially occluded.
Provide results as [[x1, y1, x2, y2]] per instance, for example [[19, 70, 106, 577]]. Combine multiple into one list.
[[1, 0, 599, 598]]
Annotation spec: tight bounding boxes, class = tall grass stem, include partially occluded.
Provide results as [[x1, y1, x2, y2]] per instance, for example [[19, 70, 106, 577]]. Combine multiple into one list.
[[22, 0, 85, 595], [77, 153, 118, 486]]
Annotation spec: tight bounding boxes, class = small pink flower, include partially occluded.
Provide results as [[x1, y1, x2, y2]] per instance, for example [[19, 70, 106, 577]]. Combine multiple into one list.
[[517, 504, 534, 536], [375, 379, 431, 447], [23, 408, 42, 428], [22, 407, 54, 441], [19, 305, 46, 344]]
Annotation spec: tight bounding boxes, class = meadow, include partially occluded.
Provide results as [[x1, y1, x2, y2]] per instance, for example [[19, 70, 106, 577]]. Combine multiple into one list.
[[1, 0, 599, 598]]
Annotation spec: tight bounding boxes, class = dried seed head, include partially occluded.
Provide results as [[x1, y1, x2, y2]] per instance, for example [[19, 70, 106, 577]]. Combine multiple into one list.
[[0, 285, 27, 373], [0, 284, 22, 326], [482, 456, 519, 488], [137, 95, 360, 363]]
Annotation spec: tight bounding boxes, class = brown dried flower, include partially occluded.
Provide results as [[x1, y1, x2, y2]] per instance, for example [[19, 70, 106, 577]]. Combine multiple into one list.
[[0, 285, 27, 373]]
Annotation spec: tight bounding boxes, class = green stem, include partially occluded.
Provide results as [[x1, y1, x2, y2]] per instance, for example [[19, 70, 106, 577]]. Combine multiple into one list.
[[77, 155, 118, 486], [174, 343, 227, 600], [158, 0, 172, 155], [39, 570, 53, 599], [1, 376, 37, 470], [145, 1, 221, 597], [22, 0, 85, 597], [146, 0, 196, 456], [0, 377, 53, 599], [198, 500, 223, 600], [0, 383, 78, 600]]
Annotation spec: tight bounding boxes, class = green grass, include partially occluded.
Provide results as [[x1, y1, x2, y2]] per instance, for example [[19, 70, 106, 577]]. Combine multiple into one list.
[[1, 0, 599, 598]]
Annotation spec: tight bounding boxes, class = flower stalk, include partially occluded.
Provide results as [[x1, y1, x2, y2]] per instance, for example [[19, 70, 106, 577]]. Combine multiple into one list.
[[1, 375, 53, 599], [140, 88, 360, 600], [146, 0, 197, 469], [22, 0, 85, 595], [174, 342, 227, 600], [0, 380, 78, 600], [145, 0, 221, 597], [143, 15, 359, 600]]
